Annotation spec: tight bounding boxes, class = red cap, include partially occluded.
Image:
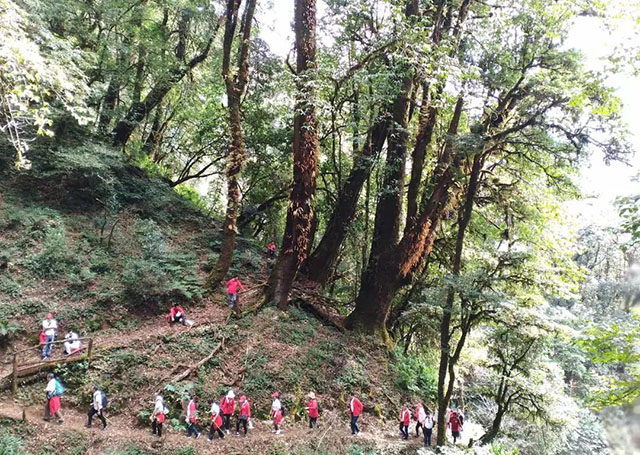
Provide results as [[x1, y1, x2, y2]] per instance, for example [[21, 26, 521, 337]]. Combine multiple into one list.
[[272, 392, 279, 398], [240, 395, 247, 401], [47, 313, 53, 319]]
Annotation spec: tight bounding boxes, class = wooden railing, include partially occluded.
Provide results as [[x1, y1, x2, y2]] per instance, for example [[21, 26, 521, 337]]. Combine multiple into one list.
[[7, 337, 93, 394]]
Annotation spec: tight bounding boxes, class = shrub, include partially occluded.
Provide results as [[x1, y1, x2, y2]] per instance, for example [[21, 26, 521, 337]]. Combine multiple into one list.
[[0, 319, 21, 347], [0, 275, 21, 299], [26, 224, 79, 278], [0, 433, 24, 455], [391, 348, 438, 401]]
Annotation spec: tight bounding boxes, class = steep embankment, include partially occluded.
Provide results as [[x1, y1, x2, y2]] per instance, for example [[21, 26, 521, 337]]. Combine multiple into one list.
[[0, 144, 472, 455]]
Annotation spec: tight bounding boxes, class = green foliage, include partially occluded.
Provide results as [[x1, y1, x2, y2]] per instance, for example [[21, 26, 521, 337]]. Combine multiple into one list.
[[0, 433, 24, 455], [0, 275, 21, 298], [0, 319, 21, 346], [491, 443, 520, 455], [391, 348, 438, 401], [25, 223, 78, 278], [121, 219, 203, 304]]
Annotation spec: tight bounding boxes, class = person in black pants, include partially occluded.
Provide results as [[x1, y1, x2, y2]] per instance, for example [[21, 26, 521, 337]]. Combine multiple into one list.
[[86, 385, 107, 430], [423, 411, 434, 447]]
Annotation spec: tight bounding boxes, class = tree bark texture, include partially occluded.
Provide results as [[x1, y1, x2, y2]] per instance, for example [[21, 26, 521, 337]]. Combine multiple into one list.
[[267, 0, 319, 309], [209, 0, 257, 286]]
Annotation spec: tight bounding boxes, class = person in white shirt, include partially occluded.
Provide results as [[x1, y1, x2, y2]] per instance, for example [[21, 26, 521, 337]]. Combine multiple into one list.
[[270, 392, 283, 434], [41, 313, 57, 359], [64, 331, 82, 355], [151, 394, 166, 437], [86, 385, 107, 429], [423, 409, 435, 447], [44, 373, 64, 423]]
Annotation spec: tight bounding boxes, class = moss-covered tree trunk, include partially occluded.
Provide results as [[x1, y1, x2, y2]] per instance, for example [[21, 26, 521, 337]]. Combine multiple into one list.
[[209, 0, 257, 286], [267, 0, 319, 309]]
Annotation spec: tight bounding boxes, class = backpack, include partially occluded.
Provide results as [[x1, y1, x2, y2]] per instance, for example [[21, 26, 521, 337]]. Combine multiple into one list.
[[54, 379, 65, 396], [163, 405, 169, 415], [280, 405, 286, 417], [101, 391, 108, 409]]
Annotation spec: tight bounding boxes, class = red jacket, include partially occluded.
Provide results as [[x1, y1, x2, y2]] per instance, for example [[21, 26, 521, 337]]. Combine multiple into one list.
[[350, 397, 363, 417], [211, 412, 223, 428], [221, 396, 235, 415], [187, 400, 197, 423], [450, 413, 462, 432], [268, 243, 276, 251], [227, 279, 245, 294], [307, 399, 319, 418], [239, 400, 251, 418], [168, 306, 185, 320], [400, 408, 411, 425]]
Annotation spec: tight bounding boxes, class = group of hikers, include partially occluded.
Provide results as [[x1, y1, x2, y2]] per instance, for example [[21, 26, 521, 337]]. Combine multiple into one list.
[[35, 251, 466, 446], [43, 372, 464, 446]]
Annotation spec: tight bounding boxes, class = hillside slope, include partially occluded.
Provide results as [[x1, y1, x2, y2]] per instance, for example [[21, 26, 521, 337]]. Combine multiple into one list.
[[0, 144, 466, 455]]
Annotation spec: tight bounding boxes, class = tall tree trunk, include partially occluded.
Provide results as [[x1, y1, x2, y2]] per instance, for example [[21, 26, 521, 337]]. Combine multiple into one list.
[[436, 153, 482, 446], [209, 0, 257, 286], [346, 97, 464, 340], [302, 115, 388, 284], [267, 0, 319, 309]]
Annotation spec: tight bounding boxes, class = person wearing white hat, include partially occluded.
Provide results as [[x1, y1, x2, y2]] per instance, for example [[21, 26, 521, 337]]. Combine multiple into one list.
[[220, 390, 235, 434], [306, 392, 319, 429]]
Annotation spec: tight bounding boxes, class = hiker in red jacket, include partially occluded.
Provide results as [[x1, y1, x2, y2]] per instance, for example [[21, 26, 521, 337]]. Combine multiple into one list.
[[306, 392, 319, 429], [235, 395, 251, 437], [208, 401, 225, 441], [349, 393, 363, 436], [415, 402, 426, 437], [167, 303, 186, 325], [220, 390, 235, 434], [186, 394, 200, 438], [267, 242, 276, 259], [271, 392, 283, 434], [399, 404, 411, 440], [450, 409, 462, 444], [226, 277, 245, 314]]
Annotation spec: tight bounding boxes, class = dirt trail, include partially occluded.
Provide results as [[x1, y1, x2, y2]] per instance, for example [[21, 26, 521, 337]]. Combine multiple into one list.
[[0, 400, 431, 454]]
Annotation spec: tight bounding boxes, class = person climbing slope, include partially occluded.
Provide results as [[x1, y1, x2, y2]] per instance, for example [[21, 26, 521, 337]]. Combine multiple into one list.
[[415, 401, 426, 437], [235, 395, 251, 437], [186, 394, 200, 438], [220, 389, 236, 434], [44, 373, 64, 424], [167, 302, 187, 325], [306, 392, 319, 429], [41, 313, 57, 359], [349, 392, 363, 436], [226, 277, 245, 314], [151, 393, 167, 438], [450, 409, 463, 444], [86, 385, 107, 430], [267, 242, 276, 259], [271, 392, 283, 434], [208, 401, 225, 441], [399, 404, 411, 440]]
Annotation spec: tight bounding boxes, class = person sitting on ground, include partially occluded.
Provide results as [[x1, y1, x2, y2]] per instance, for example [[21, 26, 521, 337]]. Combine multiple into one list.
[[86, 385, 107, 430], [64, 330, 82, 356], [235, 395, 251, 437], [186, 394, 200, 438], [166, 302, 187, 325], [349, 392, 363, 436], [220, 389, 236, 434], [267, 242, 276, 259], [271, 392, 283, 434], [44, 373, 64, 424], [399, 403, 411, 440], [41, 313, 57, 360], [226, 276, 245, 314], [208, 401, 225, 441], [415, 401, 426, 438], [306, 392, 319, 429], [151, 393, 166, 438]]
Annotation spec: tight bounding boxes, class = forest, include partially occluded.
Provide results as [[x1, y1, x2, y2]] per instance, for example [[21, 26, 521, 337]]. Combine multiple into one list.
[[0, 0, 639, 454]]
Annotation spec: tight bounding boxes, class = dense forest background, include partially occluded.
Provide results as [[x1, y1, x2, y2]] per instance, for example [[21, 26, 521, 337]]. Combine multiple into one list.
[[1, 0, 640, 453]]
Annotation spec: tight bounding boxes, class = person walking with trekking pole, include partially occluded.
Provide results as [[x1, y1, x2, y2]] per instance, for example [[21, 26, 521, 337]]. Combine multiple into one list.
[[208, 401, 225, 441], [186, 394, 200, 438], [86, 385, 107, 430]]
